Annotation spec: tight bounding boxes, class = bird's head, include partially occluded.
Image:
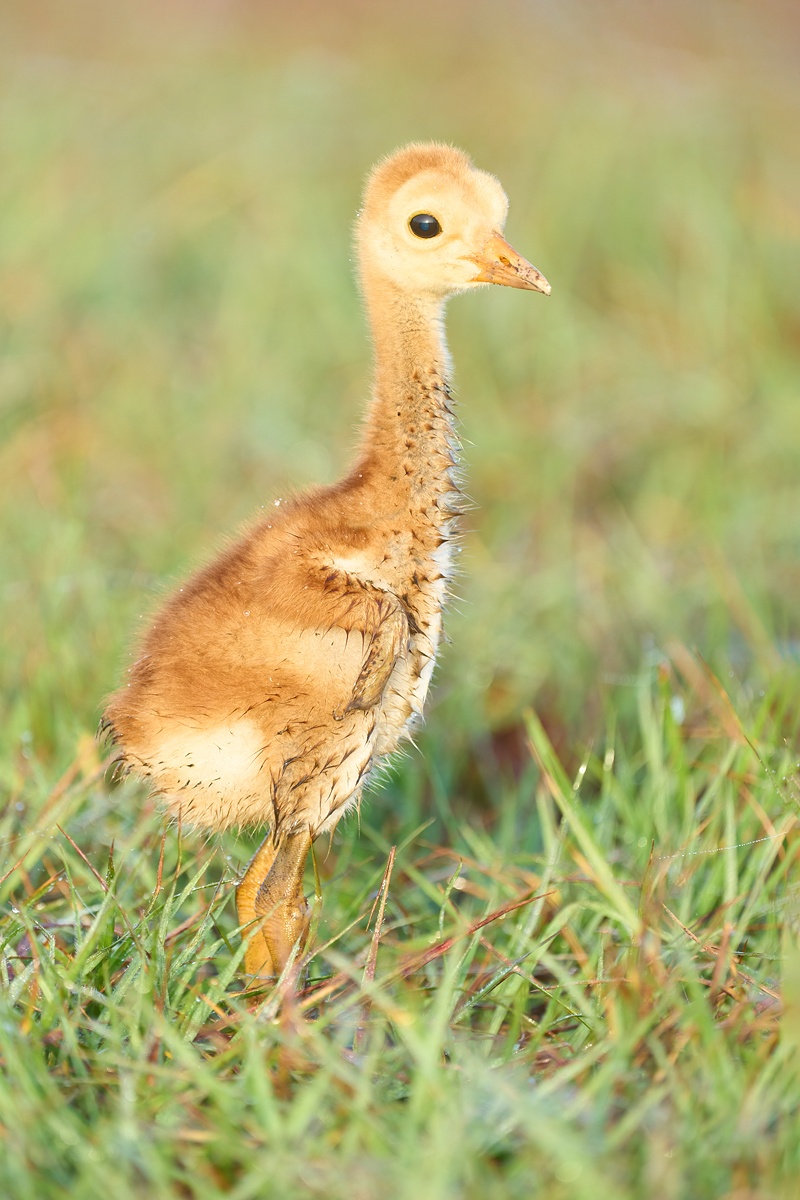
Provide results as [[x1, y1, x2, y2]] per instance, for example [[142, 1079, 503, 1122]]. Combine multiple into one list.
[[356, 142, 550, 301]]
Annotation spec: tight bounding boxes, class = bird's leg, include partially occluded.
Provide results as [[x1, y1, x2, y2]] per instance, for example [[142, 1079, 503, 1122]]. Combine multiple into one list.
[[255, 828, 312, 977], [237, 833, 279, 978], [237, 827, 312, 980]]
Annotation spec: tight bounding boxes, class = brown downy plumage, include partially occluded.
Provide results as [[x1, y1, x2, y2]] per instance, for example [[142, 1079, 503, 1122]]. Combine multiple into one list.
[[103, 142, 550, 980]]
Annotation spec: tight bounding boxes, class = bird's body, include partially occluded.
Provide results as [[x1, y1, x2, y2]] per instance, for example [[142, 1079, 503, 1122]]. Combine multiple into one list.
[[104, 143, 549, 979], [109, 422, 457, 837]]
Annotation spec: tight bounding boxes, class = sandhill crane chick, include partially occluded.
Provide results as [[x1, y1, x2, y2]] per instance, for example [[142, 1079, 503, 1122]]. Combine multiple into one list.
[[103, 143, 550, 981]]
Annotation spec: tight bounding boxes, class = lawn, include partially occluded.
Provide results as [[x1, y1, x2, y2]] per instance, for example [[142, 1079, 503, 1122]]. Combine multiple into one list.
[[1, 2, 799, 1197]]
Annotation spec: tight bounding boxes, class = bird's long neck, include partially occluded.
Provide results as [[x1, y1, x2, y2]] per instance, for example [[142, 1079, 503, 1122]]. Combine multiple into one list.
[[353, 271, 461, 524]]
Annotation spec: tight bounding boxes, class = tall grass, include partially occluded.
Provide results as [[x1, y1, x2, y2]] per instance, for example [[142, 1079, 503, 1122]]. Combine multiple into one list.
[[1, 3, 799, 1196]]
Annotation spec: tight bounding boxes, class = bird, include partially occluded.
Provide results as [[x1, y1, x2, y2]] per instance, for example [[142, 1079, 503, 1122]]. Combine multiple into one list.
[[103, 142, 550, 983]]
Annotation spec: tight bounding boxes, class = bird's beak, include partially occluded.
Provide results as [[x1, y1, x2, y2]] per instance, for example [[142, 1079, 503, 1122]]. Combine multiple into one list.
[[468, 232, 551, 295]]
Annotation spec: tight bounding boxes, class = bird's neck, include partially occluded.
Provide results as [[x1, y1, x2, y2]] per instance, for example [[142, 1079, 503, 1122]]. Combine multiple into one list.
[[353, 274, 461, 521]]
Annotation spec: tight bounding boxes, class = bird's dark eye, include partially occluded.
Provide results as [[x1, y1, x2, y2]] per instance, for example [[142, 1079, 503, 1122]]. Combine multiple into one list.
[[409, 213, 442, 239]]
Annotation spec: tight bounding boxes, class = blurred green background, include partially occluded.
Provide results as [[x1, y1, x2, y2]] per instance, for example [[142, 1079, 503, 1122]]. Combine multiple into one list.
[[2, 0, 799, 783]]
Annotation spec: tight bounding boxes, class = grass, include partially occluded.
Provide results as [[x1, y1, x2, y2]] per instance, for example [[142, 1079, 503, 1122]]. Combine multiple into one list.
[[1, 2, 800, 1196]]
